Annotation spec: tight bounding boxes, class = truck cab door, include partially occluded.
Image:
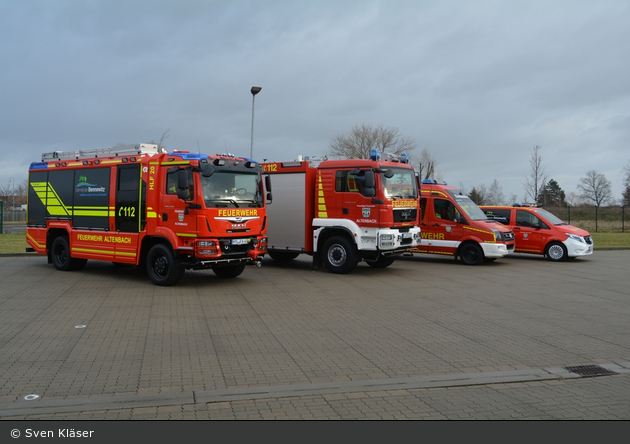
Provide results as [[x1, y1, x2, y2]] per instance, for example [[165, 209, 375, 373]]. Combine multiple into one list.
[[161, 168, 197, 238], [422, 197, 463, 255], [338, 169, 380, 227], [513, 209, 547, 254]]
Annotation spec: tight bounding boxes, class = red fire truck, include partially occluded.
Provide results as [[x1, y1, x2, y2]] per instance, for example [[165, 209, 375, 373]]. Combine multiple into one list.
[[262, 152, 421, 274], [26, 144, 270, 286]]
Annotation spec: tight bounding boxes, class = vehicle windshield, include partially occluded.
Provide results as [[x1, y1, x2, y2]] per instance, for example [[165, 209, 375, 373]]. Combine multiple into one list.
[[534, 208, 566, 225], [446, 190, 488, 220], [202, 171, 263, 208], [382, 167, 418, 199]]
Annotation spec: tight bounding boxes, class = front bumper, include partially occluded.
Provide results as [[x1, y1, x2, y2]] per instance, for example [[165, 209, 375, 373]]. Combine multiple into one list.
[[377, 226, 422, 250], [480, 242, 512, 259], [564, 238, 594, 257]]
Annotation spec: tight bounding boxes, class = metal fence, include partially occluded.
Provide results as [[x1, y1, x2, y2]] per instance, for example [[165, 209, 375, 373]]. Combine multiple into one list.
[[1, 201, 626, 234], [544, 205, 626, 233], [0, 201, 27, 234]]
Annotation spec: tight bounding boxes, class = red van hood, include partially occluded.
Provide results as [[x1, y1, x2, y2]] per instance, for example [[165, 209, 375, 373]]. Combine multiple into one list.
[[562, 225, 591, 237]]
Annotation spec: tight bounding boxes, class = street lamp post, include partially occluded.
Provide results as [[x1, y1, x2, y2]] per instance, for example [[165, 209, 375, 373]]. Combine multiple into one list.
[[250, 86, 262, 159]]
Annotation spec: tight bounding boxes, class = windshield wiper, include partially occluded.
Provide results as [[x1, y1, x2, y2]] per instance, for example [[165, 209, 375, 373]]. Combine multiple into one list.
[[210, 199, 240, 207]]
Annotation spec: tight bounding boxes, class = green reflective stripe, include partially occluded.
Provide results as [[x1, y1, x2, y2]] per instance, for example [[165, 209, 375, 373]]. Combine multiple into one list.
[[31, 182, 109, 217], [31, 181, 70, 216]]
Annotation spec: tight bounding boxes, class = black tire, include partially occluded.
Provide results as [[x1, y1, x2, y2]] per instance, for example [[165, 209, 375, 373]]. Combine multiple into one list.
[[365, 254, 396, 268], [459, 243, 484, 265], [322, 235, 358, 274], [146, 243, 185, 286], [268, 251, 300, 262], [213, 264, 246, 278], [51, 236, 79, 271], [545, 241, 567, 261]]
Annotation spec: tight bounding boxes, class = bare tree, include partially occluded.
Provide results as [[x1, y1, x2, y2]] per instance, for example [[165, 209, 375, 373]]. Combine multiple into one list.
[[577, 170, 612, 206], [415, 148, 436, 181], [329, 124, 416, 159], [523, 145, 547, 203], [157, 128, 170, 149], [486, 179, 505, 205]]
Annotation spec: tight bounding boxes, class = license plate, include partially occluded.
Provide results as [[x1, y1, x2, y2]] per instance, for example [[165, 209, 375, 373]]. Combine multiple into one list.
[[401, 232, 412, 239], [231, 239, 248, 245]]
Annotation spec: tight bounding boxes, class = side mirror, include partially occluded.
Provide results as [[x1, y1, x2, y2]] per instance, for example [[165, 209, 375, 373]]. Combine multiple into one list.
[[266, 192, 273, 203], [364, 171, 375, 188], [177, 170, 188, 200], [201, 164, 214, 177]]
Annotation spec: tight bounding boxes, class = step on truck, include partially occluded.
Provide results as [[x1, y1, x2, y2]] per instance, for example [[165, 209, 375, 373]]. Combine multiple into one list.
[[262, 151, 422, 274], [407, 180, 515, 264], [26, 144, 270, 286]]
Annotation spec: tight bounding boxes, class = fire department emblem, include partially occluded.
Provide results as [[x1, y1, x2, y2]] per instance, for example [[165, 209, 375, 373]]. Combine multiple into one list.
[[178, 214, 184, 222], [362, 208, 371, 218]]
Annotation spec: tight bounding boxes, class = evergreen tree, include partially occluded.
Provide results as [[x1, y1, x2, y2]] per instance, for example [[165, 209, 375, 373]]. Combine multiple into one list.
[[537, 179, 566, 206]]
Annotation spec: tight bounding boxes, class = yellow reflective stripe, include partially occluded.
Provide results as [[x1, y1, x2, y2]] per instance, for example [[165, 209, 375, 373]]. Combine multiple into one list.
[[316, 172, 328, 217], [73, 206, 109, 217], [147, 211, 157, 218], [44, 183, 70, 216], [26, 234, 46, 249], [177, 233, 197, 238], [161, 161, 190, 166], [73, 247, 136, 257]]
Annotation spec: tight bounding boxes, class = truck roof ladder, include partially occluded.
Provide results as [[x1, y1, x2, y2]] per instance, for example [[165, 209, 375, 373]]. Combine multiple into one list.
[[41, 143, 162, 162]]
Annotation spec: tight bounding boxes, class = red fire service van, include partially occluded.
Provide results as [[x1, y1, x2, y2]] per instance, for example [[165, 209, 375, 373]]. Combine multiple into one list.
[[407, 180, 515, 264], [26, 144, 270, 286], [480, 205, 593, 261], [262, 152, 421, 274]]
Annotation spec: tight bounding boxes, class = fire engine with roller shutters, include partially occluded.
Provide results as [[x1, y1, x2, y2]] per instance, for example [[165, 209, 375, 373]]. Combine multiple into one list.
[[26, 143, 270, 286], [262, 151, 421, 274]]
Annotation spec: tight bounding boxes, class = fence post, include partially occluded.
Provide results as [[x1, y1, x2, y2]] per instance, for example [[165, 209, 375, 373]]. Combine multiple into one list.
[[623, 206, 625, 233], [595, 206, 598, 232], [567, 204, 571, 225], [0, 200, 3, 234]]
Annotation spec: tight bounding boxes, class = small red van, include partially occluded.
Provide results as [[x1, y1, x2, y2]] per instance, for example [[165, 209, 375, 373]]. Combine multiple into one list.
[[480, 205, 593, 261]]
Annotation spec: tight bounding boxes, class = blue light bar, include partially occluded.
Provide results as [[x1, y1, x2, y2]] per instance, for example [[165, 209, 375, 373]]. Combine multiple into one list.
[[370, 150, 380, 161], [29, 162, 48, 170]]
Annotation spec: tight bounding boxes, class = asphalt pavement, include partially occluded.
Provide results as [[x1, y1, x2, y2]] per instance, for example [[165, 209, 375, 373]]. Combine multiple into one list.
[[0, 250, 628, 420]]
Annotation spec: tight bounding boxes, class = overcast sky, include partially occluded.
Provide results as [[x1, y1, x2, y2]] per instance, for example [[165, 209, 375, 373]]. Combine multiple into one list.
[[2, 0, 629, 203]]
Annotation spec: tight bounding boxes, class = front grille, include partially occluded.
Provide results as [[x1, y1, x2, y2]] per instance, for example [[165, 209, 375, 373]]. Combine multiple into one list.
[[503, 232, 515, 241], [394, 208, 417, 222]]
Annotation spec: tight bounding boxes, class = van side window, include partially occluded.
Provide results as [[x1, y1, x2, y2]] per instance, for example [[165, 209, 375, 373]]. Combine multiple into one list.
[[516, 210, 548, 229], [484, 209, 511, 225], [434, 199, 457, 222]]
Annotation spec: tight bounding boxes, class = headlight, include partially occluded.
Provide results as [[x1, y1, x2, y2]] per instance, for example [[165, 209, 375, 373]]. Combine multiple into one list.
[[566, 233, 584, 243], [492, 230, 502, 242], [198, 241, 215, 247], [380, 234, 395, 241]]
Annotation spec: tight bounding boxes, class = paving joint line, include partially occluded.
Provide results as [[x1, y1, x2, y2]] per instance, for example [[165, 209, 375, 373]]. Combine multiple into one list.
[[1, 362, 628, 417]]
